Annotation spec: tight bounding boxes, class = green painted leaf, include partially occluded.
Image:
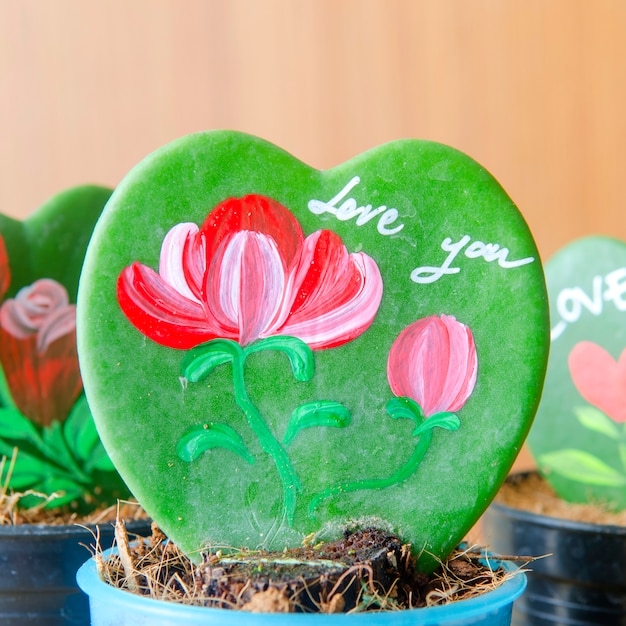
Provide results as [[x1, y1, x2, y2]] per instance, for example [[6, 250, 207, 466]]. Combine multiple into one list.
[[0, 407, 41, 442], [386, 397, 424, 427], [283, 401, 351, 446], [575, 406, 620, 439], [0, 447, 53, 490], [85, 441, 116, 473], [177, 422, 255, 464], [413, 412, 460, 436], [63, 395, 100, 461], [539, 449, 626, 486], [180, 339, 239, 382], [246, 336, 315, 382]]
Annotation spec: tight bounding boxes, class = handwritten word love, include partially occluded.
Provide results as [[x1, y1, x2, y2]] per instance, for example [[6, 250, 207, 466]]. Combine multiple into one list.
[[308, 176, 404, 236], [411, 235, 535, 284], [551, 268, 626, 340]]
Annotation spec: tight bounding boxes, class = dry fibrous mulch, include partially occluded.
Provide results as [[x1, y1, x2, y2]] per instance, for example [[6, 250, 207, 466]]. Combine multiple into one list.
[[1, 454, 147, 527], [97, 522, 523, 614], [495, 472, 626, 526]]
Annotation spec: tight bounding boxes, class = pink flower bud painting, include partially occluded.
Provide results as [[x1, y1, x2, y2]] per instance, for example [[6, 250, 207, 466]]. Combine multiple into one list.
[[0, 279, 81, 426], [387, 315, 478, 417]]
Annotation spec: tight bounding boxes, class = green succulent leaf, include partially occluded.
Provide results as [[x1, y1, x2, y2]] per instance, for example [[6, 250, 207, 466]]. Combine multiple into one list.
[[283, 401, 351, 446], [177, 422, 255, 465], [539, 449, 626, 486]]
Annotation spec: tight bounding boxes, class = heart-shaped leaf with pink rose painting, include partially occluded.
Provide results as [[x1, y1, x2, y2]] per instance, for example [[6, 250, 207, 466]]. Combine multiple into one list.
[[77, 131, 549, 572], [0, 186, 131, 510], [528, 236, 626, 509]]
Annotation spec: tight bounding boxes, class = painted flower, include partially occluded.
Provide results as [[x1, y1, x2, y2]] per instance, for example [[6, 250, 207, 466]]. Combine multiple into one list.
[[118, 194, 383, 350], [387, 314, 477, 416], [0, 235, 9, 301], [0, 278, 82, 426], [569, 341, 626, 423]]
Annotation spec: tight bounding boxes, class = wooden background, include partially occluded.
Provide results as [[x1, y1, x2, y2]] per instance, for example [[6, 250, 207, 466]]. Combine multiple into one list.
[[3, 0, 626, 472]]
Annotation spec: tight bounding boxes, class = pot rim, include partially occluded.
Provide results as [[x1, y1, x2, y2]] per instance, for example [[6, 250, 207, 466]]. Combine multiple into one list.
[[77, 547, 526, 622], [0, 518, 150, 538], [493, 471, 626, 536]]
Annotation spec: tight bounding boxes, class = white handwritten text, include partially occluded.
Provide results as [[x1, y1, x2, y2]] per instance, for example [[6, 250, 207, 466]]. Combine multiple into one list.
[[411, 235, 535, 284], [551, 268, 626, 340], [308, 176, 405, 236]]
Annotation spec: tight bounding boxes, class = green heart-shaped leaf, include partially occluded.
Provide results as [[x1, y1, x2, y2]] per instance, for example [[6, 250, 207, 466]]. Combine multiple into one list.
[[528, 236, 626, 508], [78, 131, 549, 572]]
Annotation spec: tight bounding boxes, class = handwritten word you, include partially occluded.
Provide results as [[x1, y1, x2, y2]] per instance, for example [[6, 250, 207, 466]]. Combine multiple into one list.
[[551, 268, 626, 340], [308, 176, 405, 236], [411, 235, 535, 284]]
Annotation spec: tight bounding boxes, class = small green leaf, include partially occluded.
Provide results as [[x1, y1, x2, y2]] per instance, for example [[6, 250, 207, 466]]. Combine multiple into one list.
[[539, 449, 626, 486], [283, 401, 351, 446], [180, 339, 240, 382], [84, 441, 116, 473], [0, 407, 41, 443], [0, 447, 53, 490], [246, 336, 314, 382], [413, 412, 460, 437], [0, 369, 16, 409], [386, 397, 424, 427], [177, 422, 255, 464], [64, 395, 101, 462], [575, 406, 620, 439]]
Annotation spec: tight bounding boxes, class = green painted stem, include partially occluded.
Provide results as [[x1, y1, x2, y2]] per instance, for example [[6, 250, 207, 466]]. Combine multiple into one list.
[[308, 429, 434, 518], [231, 350, 301, 526]]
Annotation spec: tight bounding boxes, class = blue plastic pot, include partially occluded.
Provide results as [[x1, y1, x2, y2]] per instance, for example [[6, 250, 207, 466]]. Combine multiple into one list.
[[77, 549, 526, 626], [0, 520, 151, 626], [482, 472, 626, 625]]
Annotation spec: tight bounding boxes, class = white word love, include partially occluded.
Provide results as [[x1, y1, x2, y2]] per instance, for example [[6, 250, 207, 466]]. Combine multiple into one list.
[[411, 235, 535, 284], [308, 176, 405, 236], [551, 268, 626, 340]]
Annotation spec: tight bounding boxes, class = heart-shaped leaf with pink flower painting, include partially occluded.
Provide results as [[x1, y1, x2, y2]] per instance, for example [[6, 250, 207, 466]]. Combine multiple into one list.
[[78, 131, 549, 571], [528, 236, 626, 509], [0, 186, 130, 510]]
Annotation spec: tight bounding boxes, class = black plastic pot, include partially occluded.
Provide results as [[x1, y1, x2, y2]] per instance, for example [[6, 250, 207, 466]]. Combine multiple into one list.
[[481, 472, 626, 626], [0, 520, 151, 626]]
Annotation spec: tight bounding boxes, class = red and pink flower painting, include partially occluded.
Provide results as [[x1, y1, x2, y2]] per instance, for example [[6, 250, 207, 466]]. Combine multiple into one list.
[[0, 233, 120, 508], [118, 194, 383, 351], [0, 278, 81, 426], [117, 194, 479, 524]]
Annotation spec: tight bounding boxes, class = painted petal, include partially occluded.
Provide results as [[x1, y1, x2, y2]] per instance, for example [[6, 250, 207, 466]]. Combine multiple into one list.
[[36, 304, 77, 352], [387, 316, 477, 416], [0, 235, 9, 301], [0, 279, 69, 338], [117, 263, 229, 349], [200, 195, 304, 269], [280, 230, 383, 349], [569, 341, 626, 423], [159, 222, 205, 304], [438, 315, 478, 413], [206, 231, 288, 346], [0, 327, 82, 426]]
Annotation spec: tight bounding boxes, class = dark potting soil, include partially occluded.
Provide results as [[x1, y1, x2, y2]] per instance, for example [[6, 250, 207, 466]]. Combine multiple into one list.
[[99, 524, 515, 613], [495, 472, 626, 526]]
